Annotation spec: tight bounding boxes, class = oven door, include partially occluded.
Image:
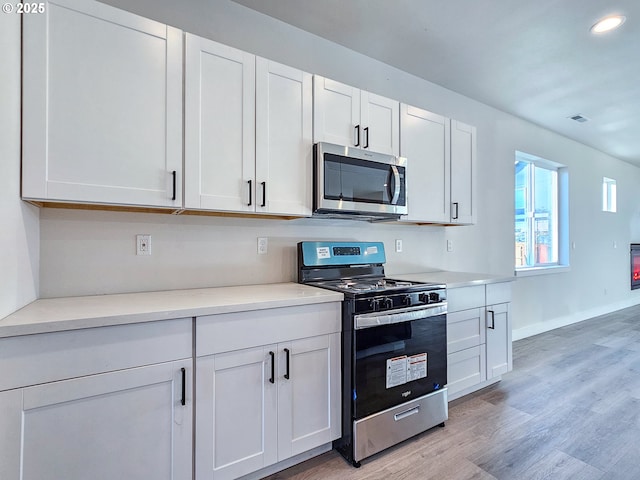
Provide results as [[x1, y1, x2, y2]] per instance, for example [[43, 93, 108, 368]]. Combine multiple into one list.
[[314, 142, 407, 216], [353, 305, 447, 420]]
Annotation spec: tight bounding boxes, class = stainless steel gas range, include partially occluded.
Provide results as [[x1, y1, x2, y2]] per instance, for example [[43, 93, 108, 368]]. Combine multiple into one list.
[[298, 241, 448, 467]]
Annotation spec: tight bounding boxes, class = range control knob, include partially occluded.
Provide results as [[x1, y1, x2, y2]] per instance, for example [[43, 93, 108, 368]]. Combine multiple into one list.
[[383, 297, 393, 309], [418, 293, 430, 304], [402, 295, 412, 306], [369, 298, 381, 311], [429, 292, 441, 303]]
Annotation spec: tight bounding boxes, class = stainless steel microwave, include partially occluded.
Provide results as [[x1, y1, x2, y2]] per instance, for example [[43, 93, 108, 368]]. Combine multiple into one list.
[[313, 142, 407, 221]]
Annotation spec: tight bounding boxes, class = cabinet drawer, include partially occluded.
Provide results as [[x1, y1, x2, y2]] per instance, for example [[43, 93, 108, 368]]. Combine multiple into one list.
[[447, 346, 486, 396], [196, 302, 341, 356], [446, 285, 484, 312], [0, 318, 192, 392], [447, 308, 485, 354], [486, 282, 512, 305]]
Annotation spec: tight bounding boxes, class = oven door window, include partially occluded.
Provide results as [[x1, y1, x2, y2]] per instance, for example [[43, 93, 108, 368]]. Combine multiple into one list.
[[353, 314, 447, 419], [324, 154, 404, 205]]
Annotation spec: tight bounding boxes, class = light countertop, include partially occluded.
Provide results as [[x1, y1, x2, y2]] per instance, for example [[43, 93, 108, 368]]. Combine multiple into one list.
[[392, 271, 514, 288], [0, 283, 343, 339]]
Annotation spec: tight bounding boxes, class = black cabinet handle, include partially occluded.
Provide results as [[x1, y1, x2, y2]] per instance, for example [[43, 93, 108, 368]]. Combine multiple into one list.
[[284, 348, 290, 380], [354, 125, 360, 146], [487, 310, 495, 330], [269, 351, 275, 384], [452, 202, 459, 220], [180, 367, 186, 406], [171, 171, 177, 201], [247, 180, 252, 206], [363, 127, 369, 148], [261, 181, 266, 207]]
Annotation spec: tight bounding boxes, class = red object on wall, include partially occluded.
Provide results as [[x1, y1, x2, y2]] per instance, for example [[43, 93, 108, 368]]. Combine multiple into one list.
[[631, 244, 640, 290]]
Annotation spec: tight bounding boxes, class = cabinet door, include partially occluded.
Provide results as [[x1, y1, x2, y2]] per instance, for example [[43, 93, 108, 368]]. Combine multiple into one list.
[[313, 76, 361, 147], [399, 104, 450, 222], [450, 120, 477, 224], [196, 346, 278, 480], [22, 0, 182, 207], [447, 307, 485, 354], [185, 34, 256, 212], [0, 360, 192, 480], [361, 91, 399, 156], [277, 333, 341, 460], [447, 346, 486, 398], [486, 303, 512, 379], [256, 58, 312, 216], [0, 389, 21, 480]]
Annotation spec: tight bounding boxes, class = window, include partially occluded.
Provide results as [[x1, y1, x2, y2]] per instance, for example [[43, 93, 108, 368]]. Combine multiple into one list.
[[515, 151, 568, 272], [602, 177, 617, 212]]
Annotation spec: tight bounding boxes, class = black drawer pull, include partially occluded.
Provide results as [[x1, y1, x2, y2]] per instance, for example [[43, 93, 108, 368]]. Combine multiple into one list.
[[487, 310, 496, 329], [284, 348, 290, 380], [269, 351, 275, 384], [180, 367, 186, 406]]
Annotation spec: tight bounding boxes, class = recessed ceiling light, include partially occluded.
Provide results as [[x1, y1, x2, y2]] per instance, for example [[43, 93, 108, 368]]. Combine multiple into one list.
[[590, 15, 626, 34]]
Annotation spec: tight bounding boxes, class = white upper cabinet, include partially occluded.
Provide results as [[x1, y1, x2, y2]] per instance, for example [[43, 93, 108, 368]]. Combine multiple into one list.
[[22, 0, 183, 208], [185, 34, 312, 216], [313, 76, 399, 156], [255, 58, 313, 216], [184, 35, 256, 212], [450, 120, 477, 224], [400, 105, 477, 224], [399, 104, 451, 223]]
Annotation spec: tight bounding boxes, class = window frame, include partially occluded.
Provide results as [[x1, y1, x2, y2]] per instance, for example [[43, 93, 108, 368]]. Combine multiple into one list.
[[515, 151, 570, 276], [602, 177, 617, 213]]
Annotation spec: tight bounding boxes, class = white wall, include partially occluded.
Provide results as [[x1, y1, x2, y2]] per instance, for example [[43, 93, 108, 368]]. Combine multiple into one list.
[[30, 0, 640, 336], [0, 12, 40, 320]]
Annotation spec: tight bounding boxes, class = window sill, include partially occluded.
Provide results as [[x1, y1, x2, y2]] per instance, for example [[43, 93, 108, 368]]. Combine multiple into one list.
[[515, 265, 570, 277]]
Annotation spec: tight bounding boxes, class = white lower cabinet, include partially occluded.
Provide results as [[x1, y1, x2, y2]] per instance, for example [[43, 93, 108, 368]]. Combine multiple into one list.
[[486, 302, 512, 379], [0, 319, 193, 480], [447, 345, 486, 395], [195, 303, 342, 480], [446, 308, 486, 396], [446, 282, 512, 400]]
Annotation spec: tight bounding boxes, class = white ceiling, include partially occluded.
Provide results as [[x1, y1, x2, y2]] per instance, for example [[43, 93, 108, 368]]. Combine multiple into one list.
[[234, 0, 640, 166]]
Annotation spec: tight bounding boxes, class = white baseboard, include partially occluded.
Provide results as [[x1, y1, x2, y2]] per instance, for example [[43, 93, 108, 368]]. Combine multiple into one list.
[[513, 298, 640, 341]]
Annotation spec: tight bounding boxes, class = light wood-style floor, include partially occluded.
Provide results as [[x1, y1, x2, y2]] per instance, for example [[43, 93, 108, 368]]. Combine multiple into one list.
[[264, 304, 640, 480]]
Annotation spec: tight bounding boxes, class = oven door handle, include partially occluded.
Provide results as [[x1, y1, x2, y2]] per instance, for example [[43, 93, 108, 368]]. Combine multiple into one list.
[[354, 303, 447, 330]]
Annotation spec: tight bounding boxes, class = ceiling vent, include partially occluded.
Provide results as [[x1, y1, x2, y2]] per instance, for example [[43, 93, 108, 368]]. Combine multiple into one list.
[[569, 114, 589, 123]]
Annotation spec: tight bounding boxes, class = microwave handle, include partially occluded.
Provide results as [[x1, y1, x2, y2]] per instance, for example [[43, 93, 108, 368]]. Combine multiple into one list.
[[390, 165, 401, 205]]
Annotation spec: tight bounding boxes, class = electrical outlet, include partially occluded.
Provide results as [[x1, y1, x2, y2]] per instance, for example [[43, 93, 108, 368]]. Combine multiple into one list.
[[446, 240, 453, 252], [395, 239, 403, 253], [136, 234, 151, 256], [257, 237, 268, 255]]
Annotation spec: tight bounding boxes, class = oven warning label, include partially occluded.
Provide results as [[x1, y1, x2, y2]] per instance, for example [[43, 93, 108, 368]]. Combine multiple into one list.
[[316, 247, 331, 259], [386, 353, 428, 389], [407, 353, 428, 382], [386, 356, 407, 388]]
